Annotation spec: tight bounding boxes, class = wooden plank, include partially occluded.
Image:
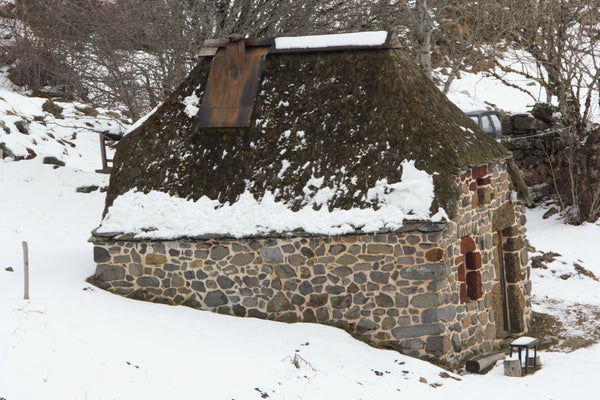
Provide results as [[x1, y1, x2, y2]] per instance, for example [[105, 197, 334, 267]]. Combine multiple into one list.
[[198, 47, 219, 57]]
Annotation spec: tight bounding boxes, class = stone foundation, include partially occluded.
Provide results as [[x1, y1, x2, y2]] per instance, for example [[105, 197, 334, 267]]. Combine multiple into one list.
[[91, 160, 531, 363]]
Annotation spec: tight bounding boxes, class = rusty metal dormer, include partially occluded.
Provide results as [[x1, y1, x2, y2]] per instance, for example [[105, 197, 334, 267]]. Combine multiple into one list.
[[197, 34, 270, 128]]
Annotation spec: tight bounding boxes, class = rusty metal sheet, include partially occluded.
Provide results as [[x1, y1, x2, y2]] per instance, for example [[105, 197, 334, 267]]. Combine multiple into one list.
[[198, 43, 269, 128]]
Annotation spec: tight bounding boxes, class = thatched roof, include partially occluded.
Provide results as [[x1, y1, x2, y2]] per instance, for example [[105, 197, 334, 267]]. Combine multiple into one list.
[[104, 32, 509, 224]]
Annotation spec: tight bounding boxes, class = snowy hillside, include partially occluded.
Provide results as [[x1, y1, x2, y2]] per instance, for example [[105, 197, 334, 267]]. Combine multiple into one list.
[[2, 73, 600, 399]]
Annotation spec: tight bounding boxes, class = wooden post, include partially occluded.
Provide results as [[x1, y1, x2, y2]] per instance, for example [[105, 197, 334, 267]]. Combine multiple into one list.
[[22, 241, 29, 300], [99, 133, 108, 171]]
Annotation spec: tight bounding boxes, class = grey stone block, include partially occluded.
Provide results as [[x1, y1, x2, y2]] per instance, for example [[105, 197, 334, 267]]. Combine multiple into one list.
[[94, 247, 111, 263], [410, 293, 440, 307], [204, 290, 228, 307], [421, 305, 457, 323], [95, 264, 125, 281], [261, 247, 284, 263], [400, 263, 450, 280], [391, 323, 444, 339], [136, 276, 160, 287]]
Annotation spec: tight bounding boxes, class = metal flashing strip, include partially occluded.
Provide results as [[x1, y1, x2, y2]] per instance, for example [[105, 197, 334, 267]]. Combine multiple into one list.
[[197, 31, 400, 57]]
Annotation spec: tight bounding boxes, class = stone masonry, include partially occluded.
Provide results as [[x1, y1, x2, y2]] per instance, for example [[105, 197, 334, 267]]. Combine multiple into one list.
[[91, 160, 531, 364]]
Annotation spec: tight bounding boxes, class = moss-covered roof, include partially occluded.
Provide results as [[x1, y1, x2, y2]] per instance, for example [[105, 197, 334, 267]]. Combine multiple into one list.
[[105, 45, 509, 220]]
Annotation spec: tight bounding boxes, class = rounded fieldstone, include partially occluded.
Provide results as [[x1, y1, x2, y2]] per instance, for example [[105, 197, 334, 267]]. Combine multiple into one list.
[[329, 244, 346, 255], [248, 309, 268, 318], [271, 277, 282, 290], [95, 264, 125, 281], [357, 318, 379, 332], [303, 309, 316, 322], [191, 281, 206, 292], [93, 247, 111, 263], [136, 276, 160, 287], [196, 270, 208, 279], [279, 312, 299, 323], [274, 264, 297, 278], [354, 272, 367, 284], [171, 273, 185, 288], [381, 317, 396, 330], [211, 246, 230, 260], [242, 297, 258, 307], [307, 293, 329, 307], [204, 290, 228, 307], [267, 292, 292, 312], [337, 254, 357, 265], [347, 282, 359, 293], [216, 276, 234, 289], [301, 247, 315, 258], [243, 276, 259, 287], [164, 263, 179, 271], [281, 244, 295, 254], [375, 293, 394, 307], [325, 285, 345, 295], [331, 294, 352, 309], [231, 253, 254, 266], [316, 307, 330, 322], [287, 254, 306, 266], [354, 293, 367, 304], [129, 263, 143, 276], [370, 271, 389, 284], [344, 306, 361, 320], [233, 304, 246, 316], [395, 293, 409, 307], [331, 266, 352, 278], [299, 281, 314, 295], [291, 294, 305, 306], [311, 276, 326, 284], [313, 265, 326, 275]]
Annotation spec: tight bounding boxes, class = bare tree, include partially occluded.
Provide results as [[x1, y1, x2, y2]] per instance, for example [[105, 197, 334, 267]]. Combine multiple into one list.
[[495, 0, 600, 223]]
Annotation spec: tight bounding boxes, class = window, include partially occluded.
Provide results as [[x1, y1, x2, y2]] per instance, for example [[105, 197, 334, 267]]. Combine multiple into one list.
[[490, 114, 502, 133], [481, 115, 492, 133]]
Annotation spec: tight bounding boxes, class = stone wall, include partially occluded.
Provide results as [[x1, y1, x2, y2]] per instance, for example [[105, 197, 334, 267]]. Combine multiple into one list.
[[91, 160, 531, 364], [501, 130, 565, 189]]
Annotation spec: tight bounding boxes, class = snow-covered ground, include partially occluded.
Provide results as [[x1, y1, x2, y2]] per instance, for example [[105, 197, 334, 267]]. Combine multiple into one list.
[[2, 155, 600, 399]]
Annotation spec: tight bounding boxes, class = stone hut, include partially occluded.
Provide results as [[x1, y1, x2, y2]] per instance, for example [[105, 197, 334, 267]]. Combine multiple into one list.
[[90, 31, 531, 363]]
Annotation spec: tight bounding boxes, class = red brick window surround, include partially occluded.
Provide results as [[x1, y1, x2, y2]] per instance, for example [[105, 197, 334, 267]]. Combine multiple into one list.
[[460, 164, 492, 209], [459, 236, 483, 302]]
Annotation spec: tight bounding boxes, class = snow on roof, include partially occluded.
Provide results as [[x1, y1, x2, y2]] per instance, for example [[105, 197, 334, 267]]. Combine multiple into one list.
[[96, 160, 448, 239], [274, 31, 388, 50]]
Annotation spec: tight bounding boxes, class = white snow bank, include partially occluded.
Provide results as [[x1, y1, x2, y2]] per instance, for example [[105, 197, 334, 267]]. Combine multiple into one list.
[[275, 31, 388, 50], [443, 50, 547, 114], [0, 88, 128, 170], [97, 160, 447, 238]]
